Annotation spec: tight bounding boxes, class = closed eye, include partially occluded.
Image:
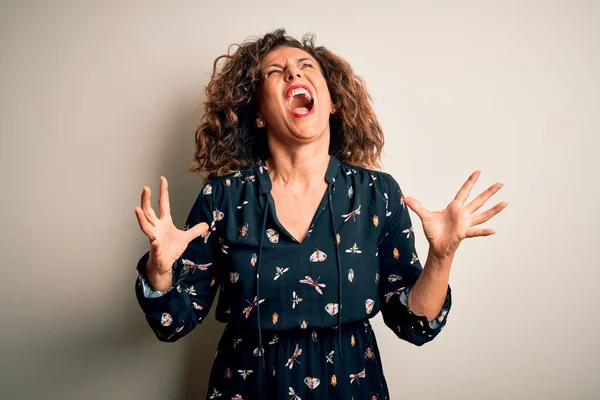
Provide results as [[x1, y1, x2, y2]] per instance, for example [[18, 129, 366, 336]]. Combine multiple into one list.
[[266, 69, 283, 78]]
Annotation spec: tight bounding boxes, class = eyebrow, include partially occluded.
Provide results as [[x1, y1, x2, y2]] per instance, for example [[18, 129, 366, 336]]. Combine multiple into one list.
[[266, 58, 315, 69]]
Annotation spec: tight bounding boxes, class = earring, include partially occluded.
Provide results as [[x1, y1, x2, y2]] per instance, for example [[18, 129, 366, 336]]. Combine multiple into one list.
[[257, 119, 265, 128], [331, 107, 336, 114]]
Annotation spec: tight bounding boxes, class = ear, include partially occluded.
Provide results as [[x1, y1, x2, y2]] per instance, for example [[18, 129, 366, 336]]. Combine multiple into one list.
[[256, 114, 265, 128]]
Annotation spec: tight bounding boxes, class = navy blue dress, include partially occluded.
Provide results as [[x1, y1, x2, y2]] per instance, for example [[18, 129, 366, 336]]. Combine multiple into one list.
[[135, 155, 452, 399]]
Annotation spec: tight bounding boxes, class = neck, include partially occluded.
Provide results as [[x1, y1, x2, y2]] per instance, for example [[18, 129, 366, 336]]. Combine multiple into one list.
[[266, 145, 330, 187]]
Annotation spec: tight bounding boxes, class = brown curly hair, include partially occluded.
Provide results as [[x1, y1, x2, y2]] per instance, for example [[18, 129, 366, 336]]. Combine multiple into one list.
[[189, 28, 384, 178]]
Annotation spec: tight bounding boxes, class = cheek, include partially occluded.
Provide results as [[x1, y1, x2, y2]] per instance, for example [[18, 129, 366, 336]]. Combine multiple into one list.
[[315, 80, 332, 104], [319, 89, 332, 108], [262, 81, 282, 100]]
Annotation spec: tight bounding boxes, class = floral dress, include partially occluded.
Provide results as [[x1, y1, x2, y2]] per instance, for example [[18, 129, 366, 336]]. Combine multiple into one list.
[[135, 155, 452, 399]]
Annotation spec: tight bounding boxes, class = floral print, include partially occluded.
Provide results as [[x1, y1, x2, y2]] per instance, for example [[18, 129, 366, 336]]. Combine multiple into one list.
[[135, 155, 452, 399]]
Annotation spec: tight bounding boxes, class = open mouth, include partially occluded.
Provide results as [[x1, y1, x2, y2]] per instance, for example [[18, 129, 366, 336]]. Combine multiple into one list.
[[286, 85, 315, 118]]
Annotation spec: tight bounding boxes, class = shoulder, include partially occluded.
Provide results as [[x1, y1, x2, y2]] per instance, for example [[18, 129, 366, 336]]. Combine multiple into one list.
[[199, 162, 264, 201], [337, 160, 403, 195]]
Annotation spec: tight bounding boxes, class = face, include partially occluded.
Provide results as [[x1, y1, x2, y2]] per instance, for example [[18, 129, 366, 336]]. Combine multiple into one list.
[[256, 46, 334, 145]]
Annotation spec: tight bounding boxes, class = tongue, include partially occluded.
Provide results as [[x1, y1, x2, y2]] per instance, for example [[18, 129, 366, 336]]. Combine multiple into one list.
[[293, 107, 310, 115]]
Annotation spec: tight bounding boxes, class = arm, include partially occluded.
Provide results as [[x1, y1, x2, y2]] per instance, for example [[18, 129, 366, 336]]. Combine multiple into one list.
[[134, 180, 223, 342], [378, 174, 452, 346], [407, 249, 453, 322], [145, 256, 175, 292]]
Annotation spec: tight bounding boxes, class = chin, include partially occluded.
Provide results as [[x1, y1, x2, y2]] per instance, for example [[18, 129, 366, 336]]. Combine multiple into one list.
[[288, 113, 330, 140], [289, 125, 328, 142]]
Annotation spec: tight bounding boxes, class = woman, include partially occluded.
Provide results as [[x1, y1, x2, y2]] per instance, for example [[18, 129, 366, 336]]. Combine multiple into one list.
[[133, 29, 507, 399]]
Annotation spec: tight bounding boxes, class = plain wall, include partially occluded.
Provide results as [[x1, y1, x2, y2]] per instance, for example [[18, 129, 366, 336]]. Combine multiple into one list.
[[1, 0, 598, 399]]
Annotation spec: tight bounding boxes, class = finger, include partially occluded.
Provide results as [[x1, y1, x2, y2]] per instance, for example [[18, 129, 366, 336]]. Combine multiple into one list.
[[141, 186, 158, 224], [471, 202, 508, 226], [466, 227, 496, 238], [150, 238, 162, 256], [403, 197, 429, 220], [134, 206, 153, 237], [158, 176, 171, 219], [185, 222, 209, 242], [466, 183, 504, 214], [454, 170, 481, 205]]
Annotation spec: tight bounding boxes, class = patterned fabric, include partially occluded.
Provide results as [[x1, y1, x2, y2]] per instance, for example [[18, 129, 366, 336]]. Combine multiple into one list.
[[135, 155, 452, 399]]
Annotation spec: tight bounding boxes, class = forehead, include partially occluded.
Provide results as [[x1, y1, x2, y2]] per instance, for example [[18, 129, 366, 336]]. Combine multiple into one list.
[[261, 46, 315, 67]]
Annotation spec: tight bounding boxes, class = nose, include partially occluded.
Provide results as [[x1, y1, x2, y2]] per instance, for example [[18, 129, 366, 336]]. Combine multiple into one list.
[[285, 65, 302, 82]]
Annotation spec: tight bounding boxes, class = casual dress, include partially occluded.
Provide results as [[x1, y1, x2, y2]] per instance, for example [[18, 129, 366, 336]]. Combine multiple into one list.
[[135, 155, 452, 399]]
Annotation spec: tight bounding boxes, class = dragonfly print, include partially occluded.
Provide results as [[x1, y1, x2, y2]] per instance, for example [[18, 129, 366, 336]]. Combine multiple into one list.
[[299, 275, 326, 295], [285, 343, 303, 369], [341, 205, 361, 222], [242, 296, 266, 318], [181, 258, 212, 274], [384, 287, 406, 303], [288, 387, 301, 400], [349, 368, 366, 384]]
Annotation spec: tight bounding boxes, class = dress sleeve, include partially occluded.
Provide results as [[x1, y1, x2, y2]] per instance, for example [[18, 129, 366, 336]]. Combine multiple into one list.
[[378, 174, 452, 346], [134, 180, 223, 342]]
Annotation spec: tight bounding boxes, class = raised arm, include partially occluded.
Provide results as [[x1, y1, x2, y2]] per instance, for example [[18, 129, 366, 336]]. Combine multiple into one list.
[[133, 177, 224, 342]]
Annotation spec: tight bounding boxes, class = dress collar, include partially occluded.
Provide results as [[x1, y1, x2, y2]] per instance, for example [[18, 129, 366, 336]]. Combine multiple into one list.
[[257, 154, 339, 194]]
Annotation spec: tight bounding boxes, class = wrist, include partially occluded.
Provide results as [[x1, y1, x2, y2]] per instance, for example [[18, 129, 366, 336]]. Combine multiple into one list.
[[146, 257, 173, 277], [426, 248, 454, 271]]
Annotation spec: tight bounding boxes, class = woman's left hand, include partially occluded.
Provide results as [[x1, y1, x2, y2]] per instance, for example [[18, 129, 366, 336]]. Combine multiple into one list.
[[403, 170, 508, 261]]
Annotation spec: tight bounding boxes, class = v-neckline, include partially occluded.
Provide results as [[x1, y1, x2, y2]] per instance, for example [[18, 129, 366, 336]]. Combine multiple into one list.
[[265, 188, 330, 244], [257, 155, 339, 244]]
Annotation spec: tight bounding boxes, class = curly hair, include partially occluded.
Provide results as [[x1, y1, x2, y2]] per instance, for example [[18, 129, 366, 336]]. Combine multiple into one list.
[[189, 28, 384, 178]]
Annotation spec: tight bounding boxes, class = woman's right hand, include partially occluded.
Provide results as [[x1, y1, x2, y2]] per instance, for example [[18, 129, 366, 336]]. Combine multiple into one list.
[[134, 176, 209, 276]]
